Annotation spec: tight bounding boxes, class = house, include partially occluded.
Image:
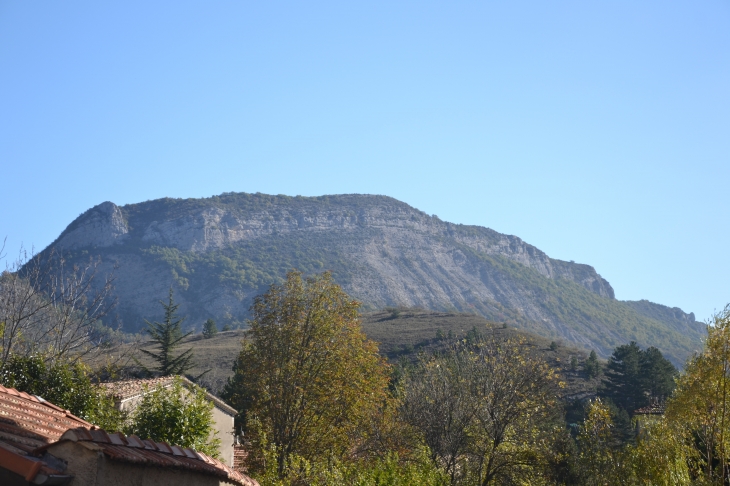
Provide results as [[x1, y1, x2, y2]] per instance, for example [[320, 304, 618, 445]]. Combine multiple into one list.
[[0, 384, 258, 486], [633, 401, 666, 434], [101, 376, 237, 468]]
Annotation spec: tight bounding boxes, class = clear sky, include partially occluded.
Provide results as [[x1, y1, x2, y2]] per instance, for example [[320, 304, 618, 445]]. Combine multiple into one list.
[[1, 1, 728, 322]]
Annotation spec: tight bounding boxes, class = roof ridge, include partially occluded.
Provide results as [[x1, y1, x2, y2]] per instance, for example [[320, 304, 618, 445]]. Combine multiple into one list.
[[52, 427, 256, 485], [100, 376, 237, 415]]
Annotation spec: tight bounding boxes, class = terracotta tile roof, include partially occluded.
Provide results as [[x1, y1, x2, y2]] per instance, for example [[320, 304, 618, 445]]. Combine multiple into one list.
[[101, 376, 237, 415], [50, 428, 258, 486], [0, 384, 88, 483], [0, 385, 258, 486], [233, 443, 249, 473]]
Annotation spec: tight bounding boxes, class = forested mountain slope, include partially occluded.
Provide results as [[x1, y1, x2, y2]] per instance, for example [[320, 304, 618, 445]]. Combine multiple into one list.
[[35, 192, 705, 365]]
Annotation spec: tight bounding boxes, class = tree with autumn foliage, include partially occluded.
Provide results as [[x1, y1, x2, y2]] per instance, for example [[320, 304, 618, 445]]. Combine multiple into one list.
[[402, 337, 568, 485], [662, 304, 730, 483], [222, 271, 392, 478], [576, 399, 634, 485]]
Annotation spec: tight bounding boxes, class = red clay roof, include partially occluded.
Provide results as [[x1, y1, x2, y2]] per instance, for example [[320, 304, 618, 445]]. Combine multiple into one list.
[[101, 376, 237, 415], [0, 385, 257, 486], [0, 384, 89, 483], [51, 428, 258, 486]]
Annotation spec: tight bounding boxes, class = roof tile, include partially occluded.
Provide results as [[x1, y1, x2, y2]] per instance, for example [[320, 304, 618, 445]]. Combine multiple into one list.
[[101, 376, 237, 415], [125, 435, 145, 449], [54, 428, 257, 486], [0, 386, 88, 482], [0, 385, 258, 486]]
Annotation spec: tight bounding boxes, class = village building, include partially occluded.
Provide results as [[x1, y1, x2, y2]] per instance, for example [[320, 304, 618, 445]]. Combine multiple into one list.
[[0, 385, 257, 486], [101, 376, 237, 468], [633, 400, 666, 435]]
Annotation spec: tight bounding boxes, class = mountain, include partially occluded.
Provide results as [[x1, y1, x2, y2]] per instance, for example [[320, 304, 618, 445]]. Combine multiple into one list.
[[37, 192, 705, 365]]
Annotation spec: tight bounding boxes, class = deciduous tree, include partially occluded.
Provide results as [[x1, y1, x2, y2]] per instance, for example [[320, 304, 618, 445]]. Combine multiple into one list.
[[402, 337, 565, 485], [0, 246, 116, 366], [0, 354, 125, 431], [222, 271, 391, 477], [665, 304, 730, 482], [576, 399, 633, 485]]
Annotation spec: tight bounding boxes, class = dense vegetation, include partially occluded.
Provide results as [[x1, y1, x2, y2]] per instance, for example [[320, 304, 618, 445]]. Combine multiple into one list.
[[218, 272, 717, 485], [126, 377, 221, 458]]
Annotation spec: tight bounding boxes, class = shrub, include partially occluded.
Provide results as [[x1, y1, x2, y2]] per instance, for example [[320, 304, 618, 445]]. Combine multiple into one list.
[[126, 377, 220, 457]]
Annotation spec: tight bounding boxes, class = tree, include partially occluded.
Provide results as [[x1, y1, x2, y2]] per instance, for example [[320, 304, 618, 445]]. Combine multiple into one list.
[[629, 417, 692, 485], [402, 337, 565, 485], [401, 345, 475, 483], [640, 346, 677, 401], [126, 376, 220, 457], [600, 342, 644, 413], [600, 342, 677, 416], [0, 246, 116, 366], [138, 288, 194, 376], [575, 399, 633, 485], [585, 350, 602, 378], [0, 354, 125, 431], [202, 318, 217, 339], [664, 304, 730, 482], [222, 271, 391, 477]]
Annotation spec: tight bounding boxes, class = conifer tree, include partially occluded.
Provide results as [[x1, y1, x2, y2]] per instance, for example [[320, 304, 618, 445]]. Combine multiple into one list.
[[202, 318, 217, 339], [601, 342, 644, 412], [599, 342, 677, 416], [585, 350, 601, 378], [138, 288, 194, 376]]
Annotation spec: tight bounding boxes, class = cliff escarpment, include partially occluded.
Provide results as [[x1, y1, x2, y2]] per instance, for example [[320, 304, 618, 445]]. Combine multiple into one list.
[[42, 193, 704, 365]]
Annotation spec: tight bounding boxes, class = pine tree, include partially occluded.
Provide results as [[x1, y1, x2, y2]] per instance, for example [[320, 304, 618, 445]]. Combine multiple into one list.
[[601, 342, 644, 412], [138, 288, 194, 376], [599, 342, 677, 415], [640, 346, 677, 401], [585, 350, 601, 378], [202, 318, 217, 339]]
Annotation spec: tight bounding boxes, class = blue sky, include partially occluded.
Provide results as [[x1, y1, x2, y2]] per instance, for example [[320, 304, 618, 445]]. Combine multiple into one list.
[[1, 1, 728, 322]]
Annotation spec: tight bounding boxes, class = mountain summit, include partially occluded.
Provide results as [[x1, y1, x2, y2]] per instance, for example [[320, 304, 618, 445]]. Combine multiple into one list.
[[43, 192, 703, 364]]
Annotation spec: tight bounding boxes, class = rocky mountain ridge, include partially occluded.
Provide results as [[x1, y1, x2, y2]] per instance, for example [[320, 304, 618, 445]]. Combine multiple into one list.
[[41, 192, 704, 365]]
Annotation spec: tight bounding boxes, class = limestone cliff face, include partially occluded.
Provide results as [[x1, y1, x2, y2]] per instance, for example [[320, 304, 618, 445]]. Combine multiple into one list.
[[60, 195, 613, 296], [55, 202, 129, 250], [41, 193, 703, 364]]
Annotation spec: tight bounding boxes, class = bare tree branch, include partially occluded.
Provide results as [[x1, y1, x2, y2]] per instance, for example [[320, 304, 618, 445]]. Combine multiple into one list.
[[0, 246, 117, 366]]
